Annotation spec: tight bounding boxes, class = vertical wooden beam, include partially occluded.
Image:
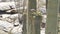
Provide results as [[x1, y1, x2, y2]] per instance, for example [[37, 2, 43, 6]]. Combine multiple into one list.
[[59, 0, 60, 13], [27, 0, 42, 34], [22, 14, 27, 34], [35, 16, 42, 34], [28, 0, 36, 34], [58, 0, 60, 34], [46, 0, 58, 34]]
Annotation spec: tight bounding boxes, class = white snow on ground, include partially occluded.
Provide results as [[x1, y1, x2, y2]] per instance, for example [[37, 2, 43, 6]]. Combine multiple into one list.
[[40, 6, 46, 14], [42, 15, 47, 23], [0, 2, 27, 10], [0, 20, 13, 32], [1, 14, 11, 18], [0, 14, 23, 34], [0, 2, 15, 10], [40, 28, 45, 34], [11, 24, 23, 34]]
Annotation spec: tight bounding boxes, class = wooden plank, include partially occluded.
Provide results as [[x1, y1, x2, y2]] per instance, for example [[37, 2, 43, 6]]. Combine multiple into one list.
[[28, 0, 36, 34], [46, 0, 58, 34], [27, 0, 42, 34]]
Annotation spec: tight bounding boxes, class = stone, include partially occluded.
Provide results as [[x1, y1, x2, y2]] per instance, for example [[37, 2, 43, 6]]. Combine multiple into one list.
[[0, 14, 23, 34]]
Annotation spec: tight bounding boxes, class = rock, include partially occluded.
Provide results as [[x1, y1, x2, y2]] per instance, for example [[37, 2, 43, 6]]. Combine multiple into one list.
[[0, 30, 8, 34], [11, 24, 23, 34], [0, 20, 13, 32], [0, 2, 15, 10], [42, 15, 47, 23], [1, 14, 10, 18], [40, 28, 45, 34], [40, 6, 46, 14], [0, 14, 23, 34]]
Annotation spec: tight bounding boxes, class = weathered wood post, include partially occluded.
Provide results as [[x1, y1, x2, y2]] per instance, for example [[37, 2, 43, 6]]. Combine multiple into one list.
[[27, 0, 37, 34], [58, 0, 60, 33], [14, 0, 42, 34], [27, 0, 42, 34], [46, 0, 58, 34]]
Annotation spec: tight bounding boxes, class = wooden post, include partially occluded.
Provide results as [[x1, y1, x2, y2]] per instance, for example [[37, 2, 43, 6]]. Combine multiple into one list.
[[27, 0, 42, 34], [35, 16, 42, 34], [46, 0, 58, 34], [27, 0, 36, 34], [58, 0, 60, 34]]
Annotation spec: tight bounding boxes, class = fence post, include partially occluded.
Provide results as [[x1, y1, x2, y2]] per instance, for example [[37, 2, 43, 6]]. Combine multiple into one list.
[[27, 0, 42, 34], [46, 0, 58, 34]]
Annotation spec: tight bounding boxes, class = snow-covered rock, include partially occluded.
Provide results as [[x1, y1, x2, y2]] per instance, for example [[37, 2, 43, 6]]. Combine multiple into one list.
[[40, 6, 46, 14], [1, 14, 10, 18], [0, 2, 16, 10], [42, 15, 47, 23], [0, 20, 13, 32], [0, 14, 23, 34], [40, 28, 45, 34], [11, 24, 23, 34]]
